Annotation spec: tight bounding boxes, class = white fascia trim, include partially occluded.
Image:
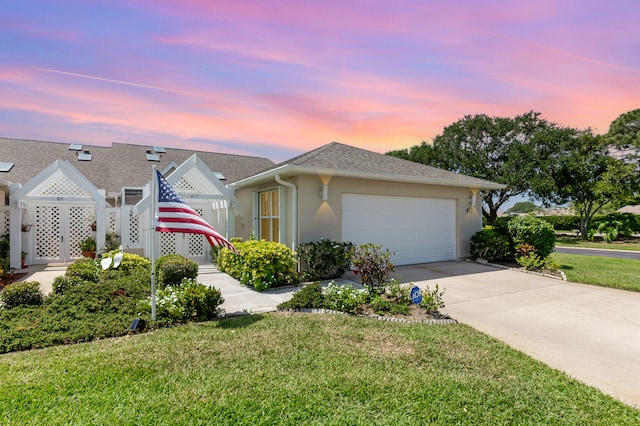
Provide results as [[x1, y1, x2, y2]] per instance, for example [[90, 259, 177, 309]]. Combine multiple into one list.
[[231, 165, 506, 191]]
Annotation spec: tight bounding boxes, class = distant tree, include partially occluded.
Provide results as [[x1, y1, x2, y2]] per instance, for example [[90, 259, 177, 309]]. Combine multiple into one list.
[[535, 131, 638, 238], [506, 201, 539, 214], [607, 109, 640, 159], [387, 111, 569, 224]]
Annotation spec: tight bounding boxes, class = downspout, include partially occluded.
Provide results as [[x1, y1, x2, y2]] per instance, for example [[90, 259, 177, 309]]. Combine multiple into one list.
[[275, 174, 297, 252]]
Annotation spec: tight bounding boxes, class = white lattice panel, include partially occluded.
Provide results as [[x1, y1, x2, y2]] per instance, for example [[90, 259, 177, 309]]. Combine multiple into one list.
[[35, 172, 90, 198], [129, 210, 139, 244], [108, 210, 118, 233], [160, 232, 176, 256], [173, 177, 198, 196], [1, 208, 9, 235], [35, 205, 61, 260], [70, 206, 93, 258], [188, 209, 205, 257]]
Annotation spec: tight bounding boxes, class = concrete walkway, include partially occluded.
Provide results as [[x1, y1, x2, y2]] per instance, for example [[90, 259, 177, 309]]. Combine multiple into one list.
[[19, 260, 640, 409]]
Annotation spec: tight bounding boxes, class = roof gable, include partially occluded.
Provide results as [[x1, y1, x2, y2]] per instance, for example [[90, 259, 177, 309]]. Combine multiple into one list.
[[9, 160, 107, 206]]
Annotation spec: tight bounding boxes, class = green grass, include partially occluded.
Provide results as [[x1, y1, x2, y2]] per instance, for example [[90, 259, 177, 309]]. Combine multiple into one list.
[[556, 235, 640, 251], [1, 314, 638, 425], [553, 253, 640, 292]]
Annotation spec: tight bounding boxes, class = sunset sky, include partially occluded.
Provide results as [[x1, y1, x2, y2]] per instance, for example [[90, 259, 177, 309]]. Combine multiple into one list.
[[1, 0, 638, 162]]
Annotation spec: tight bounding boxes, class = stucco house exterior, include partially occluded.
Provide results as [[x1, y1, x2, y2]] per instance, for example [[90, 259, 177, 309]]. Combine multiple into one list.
[[1, 137, 504, 269]]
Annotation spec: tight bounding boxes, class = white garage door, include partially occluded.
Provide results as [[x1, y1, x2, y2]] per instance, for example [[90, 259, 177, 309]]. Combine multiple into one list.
[[342, 194, 456, 265]]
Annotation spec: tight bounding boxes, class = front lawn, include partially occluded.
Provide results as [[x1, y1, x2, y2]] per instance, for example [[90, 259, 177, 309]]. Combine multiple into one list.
[[1, 314, 637, 424], [552, 253, 640, 292]]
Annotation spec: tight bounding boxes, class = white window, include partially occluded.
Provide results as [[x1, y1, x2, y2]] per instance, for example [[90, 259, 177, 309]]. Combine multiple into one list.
[[259, 189, 279, 242]]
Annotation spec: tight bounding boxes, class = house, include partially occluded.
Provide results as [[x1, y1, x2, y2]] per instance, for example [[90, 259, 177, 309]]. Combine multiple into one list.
[[231, 142, 504, 265], [0, 138, 504, 269]]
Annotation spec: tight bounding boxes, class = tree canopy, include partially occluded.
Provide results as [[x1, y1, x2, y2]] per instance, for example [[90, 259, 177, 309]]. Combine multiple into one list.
[[387, 111, 566, 224], [532, 131, 638, 237], [607, 108, 640, 155]]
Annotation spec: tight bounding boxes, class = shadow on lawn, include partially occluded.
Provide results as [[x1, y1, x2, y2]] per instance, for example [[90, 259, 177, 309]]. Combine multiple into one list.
[[217, 314, 264, 329]]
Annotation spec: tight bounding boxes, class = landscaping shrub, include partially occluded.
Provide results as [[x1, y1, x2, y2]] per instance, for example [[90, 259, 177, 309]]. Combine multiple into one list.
[[105, 252, 151, 276], [0, 281, 43, 309], [278, 282, 326, 309], [217, 240, 299, 290], [538, 215, 582, 231], [588, 213, 640, 241], [52, 275, 84, 295], [65, 257, 99, 282], [155, 254, 199, 289], [507, 215, 556, 259], [324, 282, 368, 313], [420, 284, 446, 313], [349, 243, 395, 294], [138, 278, 224, 323], [298, 240, 354, 281], [469, 229, 511, 261]]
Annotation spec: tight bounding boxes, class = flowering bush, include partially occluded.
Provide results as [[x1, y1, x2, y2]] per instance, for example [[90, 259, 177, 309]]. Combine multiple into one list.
[[139, 278, 224, 323], [324, 282, 368, 313]]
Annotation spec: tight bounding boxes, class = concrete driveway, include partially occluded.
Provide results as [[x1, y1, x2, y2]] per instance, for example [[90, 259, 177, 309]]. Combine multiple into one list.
[[390, 261, 640, 409]]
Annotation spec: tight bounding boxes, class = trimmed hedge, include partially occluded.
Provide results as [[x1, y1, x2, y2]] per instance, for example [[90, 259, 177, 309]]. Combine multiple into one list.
[[469, 229, 511, 261], [298, 240, 353, 281], [0, 281, 43, 309], [217, 240, 299, 291], [155, 254, 199, 289]]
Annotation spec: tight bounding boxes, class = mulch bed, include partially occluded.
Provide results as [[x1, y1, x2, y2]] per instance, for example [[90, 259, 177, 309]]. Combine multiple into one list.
[[0, 272, 29, 290]]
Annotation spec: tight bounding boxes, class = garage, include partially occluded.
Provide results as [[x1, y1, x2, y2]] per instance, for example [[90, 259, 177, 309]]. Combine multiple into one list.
[[342, 194, 456, 265]]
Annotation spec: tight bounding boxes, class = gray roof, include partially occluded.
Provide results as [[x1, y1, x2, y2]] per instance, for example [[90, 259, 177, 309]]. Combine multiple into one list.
[[0, 137, 275, 193], [235, 142, 505, 190]]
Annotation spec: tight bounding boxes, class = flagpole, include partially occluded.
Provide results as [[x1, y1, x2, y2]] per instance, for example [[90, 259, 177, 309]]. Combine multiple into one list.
[[150, 166, 157, 321]]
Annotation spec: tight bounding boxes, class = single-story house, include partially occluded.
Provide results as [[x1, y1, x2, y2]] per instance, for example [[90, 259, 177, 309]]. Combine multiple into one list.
[[0, 137, 504, 269]]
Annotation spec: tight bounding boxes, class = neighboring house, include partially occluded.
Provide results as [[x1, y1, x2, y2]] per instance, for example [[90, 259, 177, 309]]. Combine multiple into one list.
[[0, 138, 504, 269], [617, 205, 640, 215], [0, 138, 274, 269]]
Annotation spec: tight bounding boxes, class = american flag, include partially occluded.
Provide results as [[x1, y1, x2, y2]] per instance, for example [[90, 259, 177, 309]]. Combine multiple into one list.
[[155, 170, 237, 253]]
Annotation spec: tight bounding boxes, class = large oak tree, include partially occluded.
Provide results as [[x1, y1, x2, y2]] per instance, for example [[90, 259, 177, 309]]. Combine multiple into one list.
[[387, 111, 566, 224]]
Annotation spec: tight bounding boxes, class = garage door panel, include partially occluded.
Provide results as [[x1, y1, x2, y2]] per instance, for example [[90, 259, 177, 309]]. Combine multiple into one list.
[[342, 194, 455, 265]]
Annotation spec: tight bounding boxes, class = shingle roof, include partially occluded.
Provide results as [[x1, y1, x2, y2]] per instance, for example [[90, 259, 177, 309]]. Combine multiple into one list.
[[262, 141, 503, 189], [0, 137, 275, 193]]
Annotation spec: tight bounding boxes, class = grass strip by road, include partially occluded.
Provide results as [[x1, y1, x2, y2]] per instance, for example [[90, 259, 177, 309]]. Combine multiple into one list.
[[556, 235, 640, 251], [553, 252, 640, 292], [1, 314, 638, 425]]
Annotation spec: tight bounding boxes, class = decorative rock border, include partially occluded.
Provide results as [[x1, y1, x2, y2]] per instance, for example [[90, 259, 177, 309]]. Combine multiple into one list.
[[277, 307, 458, 325]]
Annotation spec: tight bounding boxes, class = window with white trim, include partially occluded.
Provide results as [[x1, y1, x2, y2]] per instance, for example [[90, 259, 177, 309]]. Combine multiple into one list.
[[259, 189, 279, 242]]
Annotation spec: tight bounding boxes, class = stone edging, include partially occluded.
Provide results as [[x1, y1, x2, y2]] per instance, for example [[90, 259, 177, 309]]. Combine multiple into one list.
[[277, 308, 458, 325]]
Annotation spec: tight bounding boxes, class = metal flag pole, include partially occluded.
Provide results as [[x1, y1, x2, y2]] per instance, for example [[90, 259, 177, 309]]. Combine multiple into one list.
[[150, 166, 157, 321]]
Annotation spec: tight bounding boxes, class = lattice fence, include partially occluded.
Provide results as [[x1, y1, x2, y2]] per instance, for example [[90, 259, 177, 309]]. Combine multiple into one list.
[[0, 207, 9, 236], [69, 206, 93, 258], [173, 177, 199, 196], [129, 210, 140, 244], [188, 208, 205, 257], [35, 205, 61, 260]]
